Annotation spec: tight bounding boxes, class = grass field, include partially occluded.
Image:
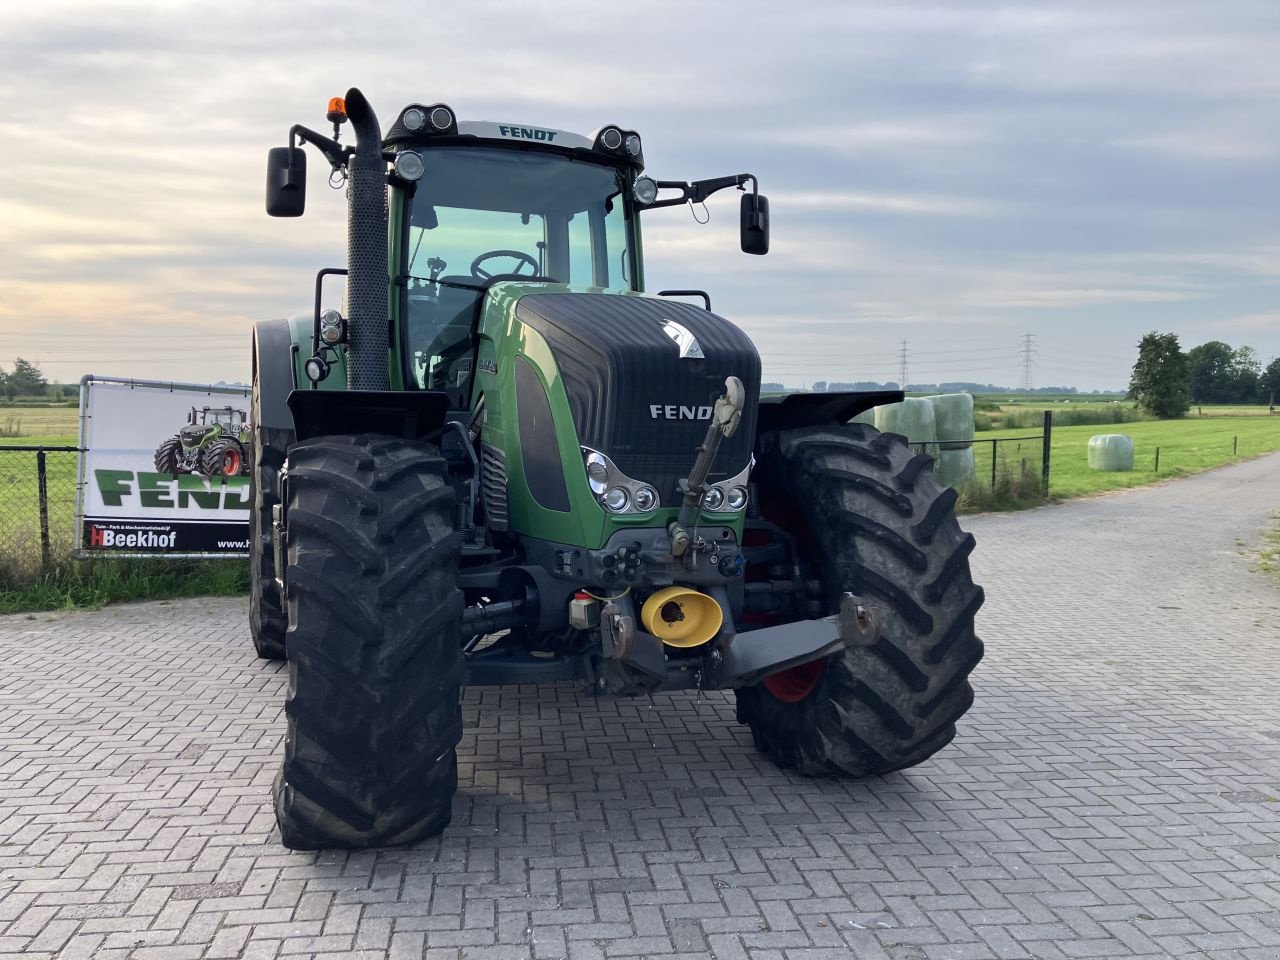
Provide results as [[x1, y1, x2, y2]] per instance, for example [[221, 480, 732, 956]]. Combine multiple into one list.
[[983, 415, 1280, 499], [0, 404, 80, 442]]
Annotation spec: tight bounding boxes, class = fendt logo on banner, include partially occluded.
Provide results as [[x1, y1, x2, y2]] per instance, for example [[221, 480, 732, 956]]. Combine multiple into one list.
[[77, 376, 253, 557]]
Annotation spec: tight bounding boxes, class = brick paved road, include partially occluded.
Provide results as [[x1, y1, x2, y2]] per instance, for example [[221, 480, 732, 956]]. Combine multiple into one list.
[[2, 455, 1278, 960]]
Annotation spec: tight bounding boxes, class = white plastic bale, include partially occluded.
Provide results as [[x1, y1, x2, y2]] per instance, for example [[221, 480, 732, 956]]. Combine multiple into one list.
[[930, 393, 975, 450], [873, 397, 937, 443], [850, 409, 876, 426], [1087, 433, 1135, 471], [936, 447, 976, 489]]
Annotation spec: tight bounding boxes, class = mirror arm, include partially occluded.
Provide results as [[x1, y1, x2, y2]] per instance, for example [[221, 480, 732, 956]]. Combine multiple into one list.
[[289, 124, 354, 172], [644, 173, 759, 210]]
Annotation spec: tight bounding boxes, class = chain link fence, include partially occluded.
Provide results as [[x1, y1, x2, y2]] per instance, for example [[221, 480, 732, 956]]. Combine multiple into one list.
[[0, 446, 82, 580]]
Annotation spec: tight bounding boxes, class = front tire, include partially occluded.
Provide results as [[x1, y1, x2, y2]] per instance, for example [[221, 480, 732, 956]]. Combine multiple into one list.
[[735, 423, 984, 777], [154, 436, 180, 475], [274, 434, 463, 849]]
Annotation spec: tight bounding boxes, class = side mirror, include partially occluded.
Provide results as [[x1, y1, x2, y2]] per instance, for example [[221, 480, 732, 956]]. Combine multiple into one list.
[[740, 193, 769, 255], [266, 146, 307, 217]]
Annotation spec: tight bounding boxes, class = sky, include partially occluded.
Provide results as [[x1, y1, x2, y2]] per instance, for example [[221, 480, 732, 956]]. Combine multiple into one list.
[[2, 0, 1278, 393]]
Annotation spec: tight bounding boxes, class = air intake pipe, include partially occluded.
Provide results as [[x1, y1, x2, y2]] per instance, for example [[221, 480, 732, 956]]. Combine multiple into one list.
[[341, 88, 391, 390]]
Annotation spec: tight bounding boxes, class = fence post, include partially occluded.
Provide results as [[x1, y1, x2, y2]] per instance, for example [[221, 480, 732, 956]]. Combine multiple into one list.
[[37, 449, 51, 573], [990, 439, 997, 489], [1041, 410, 1052, 495], [1233, 435, 1238, 456], [1154, 446, 1160, 472]]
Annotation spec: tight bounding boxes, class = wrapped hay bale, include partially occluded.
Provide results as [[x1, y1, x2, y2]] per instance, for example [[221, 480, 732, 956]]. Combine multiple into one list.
[[1088, 434, 1134, 471], [930, 393, 975, 451], [936, 447, 976, 489], [850, 409, 876, 426], [873, 397, 937, 444]]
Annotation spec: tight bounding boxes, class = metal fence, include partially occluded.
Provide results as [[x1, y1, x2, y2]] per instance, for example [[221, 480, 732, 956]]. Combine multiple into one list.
[[0, 445, 82, 577], [914, 411, 1052, 497]]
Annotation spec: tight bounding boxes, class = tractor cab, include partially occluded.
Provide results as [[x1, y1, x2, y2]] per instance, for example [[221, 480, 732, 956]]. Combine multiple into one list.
[[266, 98, 770, 409], [396, 135, 639, 400]]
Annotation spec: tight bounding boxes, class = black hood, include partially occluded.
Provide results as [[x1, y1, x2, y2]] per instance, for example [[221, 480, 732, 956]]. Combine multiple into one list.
[[515, 293, 761, 504]]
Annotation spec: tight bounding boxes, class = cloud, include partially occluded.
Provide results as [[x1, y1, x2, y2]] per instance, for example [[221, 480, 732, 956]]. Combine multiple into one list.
[[1, 0, 1278, 391]]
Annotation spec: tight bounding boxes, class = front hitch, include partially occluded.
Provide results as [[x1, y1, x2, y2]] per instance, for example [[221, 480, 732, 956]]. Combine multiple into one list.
[[700, 593, 877, 689]]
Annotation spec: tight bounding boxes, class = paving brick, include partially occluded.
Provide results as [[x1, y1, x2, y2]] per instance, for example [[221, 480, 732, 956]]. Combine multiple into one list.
[[1, 454, 1278, 960]]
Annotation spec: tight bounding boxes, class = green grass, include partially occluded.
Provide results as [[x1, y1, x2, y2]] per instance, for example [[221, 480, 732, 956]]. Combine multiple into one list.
[[1256, 512, 1280, 581], [982, 415, 1280, 499], [0, 404, 80, 440], [0, 558, 249, 615]]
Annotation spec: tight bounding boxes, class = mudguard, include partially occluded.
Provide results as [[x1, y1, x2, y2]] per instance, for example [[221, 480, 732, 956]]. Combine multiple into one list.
[[252, 319, 298, 432]]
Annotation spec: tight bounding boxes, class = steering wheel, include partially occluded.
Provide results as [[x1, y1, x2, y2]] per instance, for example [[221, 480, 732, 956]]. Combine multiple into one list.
[[470, 249, 539, 281]]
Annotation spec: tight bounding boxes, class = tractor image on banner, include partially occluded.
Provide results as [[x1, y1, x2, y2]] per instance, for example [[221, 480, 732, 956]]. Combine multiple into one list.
[[76, 376, 252, 556], [254, 90, 985, 849], [154, 406, 252, 478]]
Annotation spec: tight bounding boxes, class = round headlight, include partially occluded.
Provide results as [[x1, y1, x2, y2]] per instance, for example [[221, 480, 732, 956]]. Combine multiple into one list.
[[430, 106, 454, 131], [586, 459, 608, 494], [394, 151, 425, 181], [727, 486, 748, 511], [303, 356, 329, 384], [600, 127, 623, 151], [402, 107, 426, 132], [625, 134, 641, 157], [633, 177, 658, 205], [701, 487, 725, 510], [603, 486, 630, 513], [633, 486, 658, 511]]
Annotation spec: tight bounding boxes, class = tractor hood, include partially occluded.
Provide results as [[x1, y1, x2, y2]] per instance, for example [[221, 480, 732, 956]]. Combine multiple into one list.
[[514, 293, 762, 506], [181, 425, 216, 444]]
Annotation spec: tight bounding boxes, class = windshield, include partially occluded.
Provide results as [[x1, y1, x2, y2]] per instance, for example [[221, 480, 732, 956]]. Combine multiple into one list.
[[401, 147, 635, 393], [404, 147, 632, 287]]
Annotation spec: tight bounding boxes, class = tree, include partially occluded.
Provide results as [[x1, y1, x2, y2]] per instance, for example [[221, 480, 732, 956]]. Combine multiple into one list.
[[1187, 340, 1235, 403], [1263, 357, 1280, 407], [6, 358, 47, 398], [1230, 346, 1261, 403], [811, 381, 828, 393], [1128, 332, 1190, 418]]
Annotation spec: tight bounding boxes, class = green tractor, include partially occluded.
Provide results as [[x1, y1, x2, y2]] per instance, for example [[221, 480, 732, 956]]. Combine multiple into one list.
[[154, 405, 251, 478], [254, 89, 984, 850]]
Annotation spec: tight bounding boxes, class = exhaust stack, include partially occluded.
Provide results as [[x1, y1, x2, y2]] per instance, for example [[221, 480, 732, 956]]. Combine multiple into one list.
[[341, 88, 390, 391]]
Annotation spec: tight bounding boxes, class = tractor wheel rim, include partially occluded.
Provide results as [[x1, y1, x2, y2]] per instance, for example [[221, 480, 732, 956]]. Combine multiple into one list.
[[762, 658, 826, 703], [223, 449, 241, 475]]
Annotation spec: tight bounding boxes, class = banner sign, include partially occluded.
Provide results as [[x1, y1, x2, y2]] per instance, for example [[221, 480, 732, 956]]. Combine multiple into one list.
[[77, 376, 253, 557]]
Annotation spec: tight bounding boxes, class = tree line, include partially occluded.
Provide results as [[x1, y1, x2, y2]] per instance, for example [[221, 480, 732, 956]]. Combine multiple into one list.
[[0, 359, 50, 399], [1129, 334, 1280, 418]]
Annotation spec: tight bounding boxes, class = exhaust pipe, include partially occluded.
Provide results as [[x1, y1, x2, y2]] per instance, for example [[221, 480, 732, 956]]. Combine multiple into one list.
[[340, 88, 390, 391]]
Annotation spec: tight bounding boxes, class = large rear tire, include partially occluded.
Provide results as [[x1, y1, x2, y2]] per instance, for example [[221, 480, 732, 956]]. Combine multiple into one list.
[[201, 437, 246, 477], [735, 423, 984, 777], [274, 433, 463, 850], [249, 373, 292, 661]]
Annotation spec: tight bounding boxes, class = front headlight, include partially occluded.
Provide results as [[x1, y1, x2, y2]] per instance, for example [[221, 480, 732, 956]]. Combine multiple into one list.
[[633, 486, 658, 512], [726, 486, 748, 511], [585, 453, 609, 495], [603, 487, 630, 513]]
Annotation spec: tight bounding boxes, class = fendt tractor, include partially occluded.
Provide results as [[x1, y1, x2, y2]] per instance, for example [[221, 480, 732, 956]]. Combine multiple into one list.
[[253, 88, 984, 850], [154, 406, 251, 478]]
